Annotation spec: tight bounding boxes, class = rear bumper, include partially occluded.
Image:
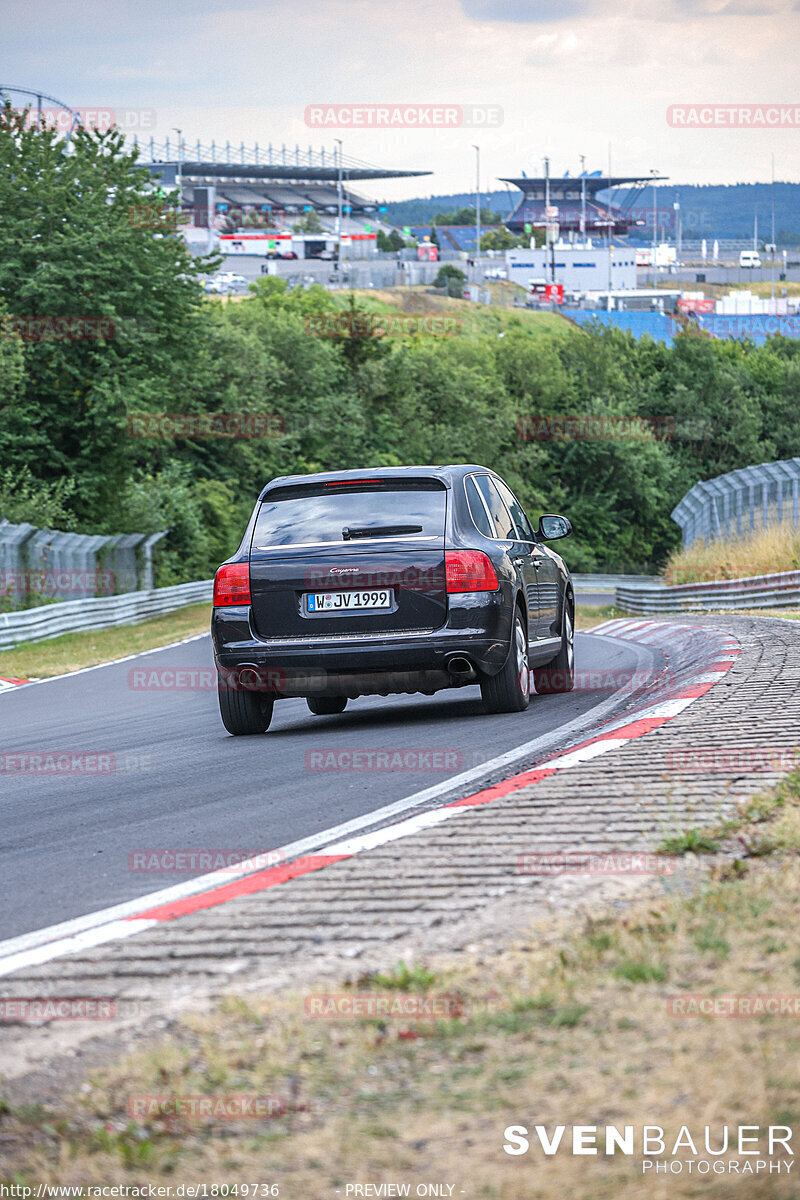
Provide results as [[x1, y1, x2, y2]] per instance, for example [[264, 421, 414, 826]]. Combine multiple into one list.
[[212, 591, 510, 697]]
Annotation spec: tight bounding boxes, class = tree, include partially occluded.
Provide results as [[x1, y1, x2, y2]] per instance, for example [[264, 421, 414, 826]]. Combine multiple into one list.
[[0, 103, 218, 524], [433, 206, 504, 226], [220, 207, 243, 232], [294, 210, 324, 234], [433, 264, 465, 288], [377, 228, 407, 253], [480, 228, 523, 251]]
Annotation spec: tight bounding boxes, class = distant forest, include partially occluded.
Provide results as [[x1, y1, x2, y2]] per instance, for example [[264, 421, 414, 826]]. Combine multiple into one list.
[[385, 182, 800, 243]]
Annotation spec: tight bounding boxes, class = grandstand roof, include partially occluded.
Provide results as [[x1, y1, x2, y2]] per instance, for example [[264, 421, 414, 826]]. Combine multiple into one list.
[[169, 162, 430, 182], [134, 138, 430, 183], [501, 174, 667, 193]]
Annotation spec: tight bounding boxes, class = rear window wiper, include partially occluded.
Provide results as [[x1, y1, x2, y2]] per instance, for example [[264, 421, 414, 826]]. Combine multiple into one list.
[[342, 524, 423, 540]]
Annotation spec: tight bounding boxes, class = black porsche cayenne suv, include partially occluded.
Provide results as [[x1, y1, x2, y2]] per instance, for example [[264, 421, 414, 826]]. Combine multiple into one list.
[[211, 465, 574, 734]]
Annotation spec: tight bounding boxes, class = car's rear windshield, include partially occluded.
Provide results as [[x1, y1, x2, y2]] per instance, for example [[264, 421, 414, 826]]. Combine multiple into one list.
[[252, 480, 446, 551]]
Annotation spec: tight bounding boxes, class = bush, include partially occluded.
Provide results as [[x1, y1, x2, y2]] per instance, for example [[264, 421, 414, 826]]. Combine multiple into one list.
[[433, 264, 465, 288]]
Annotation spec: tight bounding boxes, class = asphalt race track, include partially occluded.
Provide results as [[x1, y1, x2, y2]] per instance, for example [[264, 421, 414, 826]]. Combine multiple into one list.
[[0, 630, 660, 941]]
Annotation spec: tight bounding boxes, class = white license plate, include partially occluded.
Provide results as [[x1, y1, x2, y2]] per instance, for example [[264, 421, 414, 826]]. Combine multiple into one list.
[[306, 589, 393, 613]]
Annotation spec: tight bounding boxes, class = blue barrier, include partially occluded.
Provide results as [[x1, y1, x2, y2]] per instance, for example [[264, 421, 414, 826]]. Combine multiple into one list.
[[694, 313, 800, 343], [566, 310, 675, 343], [566, 309, 800, 345]]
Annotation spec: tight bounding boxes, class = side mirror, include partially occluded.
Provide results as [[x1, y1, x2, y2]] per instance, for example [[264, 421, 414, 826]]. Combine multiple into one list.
[[538, 514, 572, 541]]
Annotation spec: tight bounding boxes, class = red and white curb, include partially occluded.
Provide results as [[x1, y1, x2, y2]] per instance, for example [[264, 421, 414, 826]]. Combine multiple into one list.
[[0, 677, 31, 694], [0, 620, 740, 979]]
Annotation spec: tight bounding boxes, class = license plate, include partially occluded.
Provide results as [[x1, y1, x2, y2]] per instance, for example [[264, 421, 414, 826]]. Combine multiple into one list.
[[306, 589, 393, 613]]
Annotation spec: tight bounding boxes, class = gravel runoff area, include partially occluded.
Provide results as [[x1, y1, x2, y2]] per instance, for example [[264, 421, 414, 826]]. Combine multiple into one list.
[[1, 613, 798, 1101]]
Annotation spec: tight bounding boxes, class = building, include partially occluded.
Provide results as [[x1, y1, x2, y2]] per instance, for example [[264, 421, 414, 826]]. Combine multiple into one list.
[[134, 137, 430, 243], [505, 240, 638, 293], [502, 171, 666, 236]]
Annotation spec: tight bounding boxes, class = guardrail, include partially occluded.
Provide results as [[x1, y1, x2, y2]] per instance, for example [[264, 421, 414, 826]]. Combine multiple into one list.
[[6, 568, 792, 652], [615, 568, 800, 614], [0, 580, 213, 651], [573, 573, 656, 593]]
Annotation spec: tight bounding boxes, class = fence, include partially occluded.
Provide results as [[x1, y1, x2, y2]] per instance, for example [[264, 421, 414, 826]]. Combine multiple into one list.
[[0, 580, 213, 651], [0, 520, 167, 610], [671, 457, 800, 547], [615, 568, 800, 614]]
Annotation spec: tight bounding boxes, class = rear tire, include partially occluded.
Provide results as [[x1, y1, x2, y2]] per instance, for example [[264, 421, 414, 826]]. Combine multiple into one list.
[[480, 607, 530, 714], [307, 696, 348, 716], [533, 601, 575, 694], [218, 676, 274, 735]]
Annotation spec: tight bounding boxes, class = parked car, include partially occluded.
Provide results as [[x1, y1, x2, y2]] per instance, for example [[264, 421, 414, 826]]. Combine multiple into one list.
[[212, 465, 574, 734], [281, 251, 298, 259]]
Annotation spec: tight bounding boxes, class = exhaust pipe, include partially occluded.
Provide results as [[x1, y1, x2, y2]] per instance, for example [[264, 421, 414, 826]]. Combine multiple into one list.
[[446, 655, 477, 682]]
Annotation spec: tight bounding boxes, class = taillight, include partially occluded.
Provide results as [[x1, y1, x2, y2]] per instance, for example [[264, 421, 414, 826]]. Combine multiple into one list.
[[213, 562, 251, 606], [445, 550, 499, 594]]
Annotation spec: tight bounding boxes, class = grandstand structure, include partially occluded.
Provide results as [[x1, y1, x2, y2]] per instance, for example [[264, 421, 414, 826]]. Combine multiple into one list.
[[133, 136, 430, 232], [502, 171, 667, 236]]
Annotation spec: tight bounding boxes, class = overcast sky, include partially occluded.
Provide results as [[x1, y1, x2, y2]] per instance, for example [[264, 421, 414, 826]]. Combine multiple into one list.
[[2, 0, 798, 201]]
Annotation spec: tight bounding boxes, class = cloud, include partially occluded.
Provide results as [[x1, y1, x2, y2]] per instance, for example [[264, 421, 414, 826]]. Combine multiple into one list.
[[460, 0, 588, 21], [463, 0, 797, 21]]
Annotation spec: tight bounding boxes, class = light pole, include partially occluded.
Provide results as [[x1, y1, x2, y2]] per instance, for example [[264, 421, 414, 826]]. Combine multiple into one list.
[[771, 153, 776, 302], [473, 144, 481, 284], [650, 169, 659, 288], [172, 127, 183, 209], [579, 154, 586, 240], [334, 137, 343, 274]]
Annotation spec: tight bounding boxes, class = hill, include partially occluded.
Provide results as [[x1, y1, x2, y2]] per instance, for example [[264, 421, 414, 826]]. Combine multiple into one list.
[[385, 182, 800, 243]]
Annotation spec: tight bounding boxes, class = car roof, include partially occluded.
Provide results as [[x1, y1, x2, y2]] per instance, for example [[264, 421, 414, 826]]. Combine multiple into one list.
[[259, 464, 493, 500]]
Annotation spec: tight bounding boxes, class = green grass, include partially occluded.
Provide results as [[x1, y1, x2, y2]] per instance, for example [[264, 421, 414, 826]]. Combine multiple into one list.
[[363, 961, 438, 991], [0, 602, 211, 679], [659, 827, 721, 855], [612, 960, 669, 984]]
